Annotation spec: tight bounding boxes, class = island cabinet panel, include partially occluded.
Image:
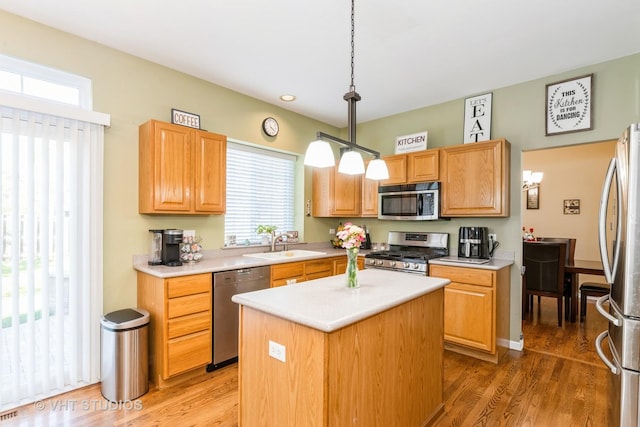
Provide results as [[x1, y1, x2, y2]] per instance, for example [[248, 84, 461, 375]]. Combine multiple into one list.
[[440, 138, 510, 217], [237, 289, 444, 426], [139, 119, 226, 214], [429, 263, 511, 364], [137, 272, 212, 389]]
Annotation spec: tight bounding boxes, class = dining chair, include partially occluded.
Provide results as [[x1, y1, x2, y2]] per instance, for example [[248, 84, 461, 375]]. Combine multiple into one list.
[[522, 241, 569, 326], [580, 282, 610, 321]]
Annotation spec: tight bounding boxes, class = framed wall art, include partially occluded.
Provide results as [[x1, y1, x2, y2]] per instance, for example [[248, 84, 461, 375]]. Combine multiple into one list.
[[545, 74, 593, 136], [526, 187, 539, 210], [563, 199, 580, 214], [463, 92, 492, 143]]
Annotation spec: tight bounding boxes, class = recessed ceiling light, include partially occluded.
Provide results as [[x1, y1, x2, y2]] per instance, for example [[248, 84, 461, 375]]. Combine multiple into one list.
[[280, 94, 296, 102]]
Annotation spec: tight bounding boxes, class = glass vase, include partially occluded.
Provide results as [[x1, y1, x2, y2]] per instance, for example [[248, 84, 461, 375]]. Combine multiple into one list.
[[345, 247, 359, 289]]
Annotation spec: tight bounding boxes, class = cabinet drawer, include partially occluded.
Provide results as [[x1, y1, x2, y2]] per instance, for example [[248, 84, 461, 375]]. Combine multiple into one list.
[[271, 262, 305, 280], [167, 311, 210, 339], [167, 274, 211, 298], [305, 259, 333, 275], [166, 330, 211, 378], [430, 265, 494, 287], [167, 292, 211, 318], [272, 276, 305, 287], [306, 271, 332, 281]]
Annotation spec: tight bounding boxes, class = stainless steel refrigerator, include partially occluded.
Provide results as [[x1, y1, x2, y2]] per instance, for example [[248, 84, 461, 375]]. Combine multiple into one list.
[[595, 123, 640, 426]]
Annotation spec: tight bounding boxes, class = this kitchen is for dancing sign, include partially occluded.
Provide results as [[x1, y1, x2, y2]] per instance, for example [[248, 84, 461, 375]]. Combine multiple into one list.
[[545, 74, 593, 136]]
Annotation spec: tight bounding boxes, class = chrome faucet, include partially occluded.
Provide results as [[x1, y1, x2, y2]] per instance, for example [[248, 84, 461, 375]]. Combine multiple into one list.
[[271, 231, 293, 252]]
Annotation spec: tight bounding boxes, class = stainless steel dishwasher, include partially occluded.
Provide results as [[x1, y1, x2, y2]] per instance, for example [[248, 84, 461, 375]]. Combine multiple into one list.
[[208, 265, 270, 370]]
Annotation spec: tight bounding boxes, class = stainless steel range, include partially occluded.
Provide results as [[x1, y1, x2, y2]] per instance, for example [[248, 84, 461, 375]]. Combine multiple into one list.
[[364, 231, 449, 274]]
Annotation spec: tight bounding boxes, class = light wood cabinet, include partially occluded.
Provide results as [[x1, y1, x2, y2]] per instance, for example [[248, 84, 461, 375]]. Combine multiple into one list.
[[137, 272, 212, 388], [429, 263, 510, 363], [139, 119, 226, 214], [360, 161, 379, 217], [312, 166, 362, 217], [270, 256, 365, 287], [440, 138, 510, 217], [380, 149, 440, 185]]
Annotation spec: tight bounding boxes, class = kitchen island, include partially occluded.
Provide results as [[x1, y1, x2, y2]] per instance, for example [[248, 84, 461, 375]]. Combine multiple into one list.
[[232, 269, 449, 426]]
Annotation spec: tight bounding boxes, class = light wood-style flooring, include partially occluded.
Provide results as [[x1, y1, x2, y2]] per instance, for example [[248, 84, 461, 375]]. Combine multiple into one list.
[[2, 298, 609, 426]]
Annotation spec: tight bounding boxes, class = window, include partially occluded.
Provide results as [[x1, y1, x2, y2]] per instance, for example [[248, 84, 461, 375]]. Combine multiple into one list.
[[0, 56, 107, 411], [225, 142, 297, 244]]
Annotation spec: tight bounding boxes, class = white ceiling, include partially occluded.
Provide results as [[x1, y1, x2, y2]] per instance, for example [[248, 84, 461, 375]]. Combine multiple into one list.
[[1, 0, 639, 127]]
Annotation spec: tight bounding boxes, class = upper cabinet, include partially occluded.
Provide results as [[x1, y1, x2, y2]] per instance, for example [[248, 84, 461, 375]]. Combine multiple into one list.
[[361, 161, 379, 217], [440, 138, 510, 217], [139, 120, 227, 215], [380, 149, 440, 185], [312, 166, 362, 217]]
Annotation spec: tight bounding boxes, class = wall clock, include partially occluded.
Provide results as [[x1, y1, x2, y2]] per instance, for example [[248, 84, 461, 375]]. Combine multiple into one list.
[[262, 117, 279, 137]]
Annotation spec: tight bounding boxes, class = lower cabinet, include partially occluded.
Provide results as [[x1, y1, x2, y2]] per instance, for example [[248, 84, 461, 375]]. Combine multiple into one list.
[[137, 272, 212, 388], [429, 264, 510, 363], [270, 255, 364, 287]]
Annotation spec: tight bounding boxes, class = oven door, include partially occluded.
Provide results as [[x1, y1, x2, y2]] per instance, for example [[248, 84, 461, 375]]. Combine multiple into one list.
[[378, 190, 438, 220]]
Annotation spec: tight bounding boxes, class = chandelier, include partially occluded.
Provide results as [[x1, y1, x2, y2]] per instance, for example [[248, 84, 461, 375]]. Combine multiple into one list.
[[303, 0, 389, 180]]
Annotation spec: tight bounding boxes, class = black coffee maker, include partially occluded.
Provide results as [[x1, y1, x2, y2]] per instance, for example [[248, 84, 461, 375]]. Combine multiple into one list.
[[162, 229, 183, 266], [458, 226, 490, 259]]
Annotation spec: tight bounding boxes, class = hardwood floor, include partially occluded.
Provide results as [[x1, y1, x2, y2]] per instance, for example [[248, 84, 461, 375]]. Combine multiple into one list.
[[2, 298, 610, 426]]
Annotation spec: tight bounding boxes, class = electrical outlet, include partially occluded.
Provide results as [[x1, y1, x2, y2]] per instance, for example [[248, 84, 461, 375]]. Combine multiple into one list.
[[268, 340, 286, 362], [329, 228, 336, 234], [489, 233, 497, 242]]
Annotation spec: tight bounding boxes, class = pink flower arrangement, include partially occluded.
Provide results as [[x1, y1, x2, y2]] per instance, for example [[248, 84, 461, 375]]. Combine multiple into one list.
[[336, 222, 366, 249]]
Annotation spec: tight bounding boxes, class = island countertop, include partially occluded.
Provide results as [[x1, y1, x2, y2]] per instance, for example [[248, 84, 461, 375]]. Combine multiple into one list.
[[231, 269, 449, 333]]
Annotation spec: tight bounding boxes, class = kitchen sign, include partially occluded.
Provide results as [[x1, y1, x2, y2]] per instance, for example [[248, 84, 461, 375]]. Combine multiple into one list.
[[545, 74, 592, 136], [171, 108, 201, 129], [394, 131, 428, 154], [463, 93, 492, 143]]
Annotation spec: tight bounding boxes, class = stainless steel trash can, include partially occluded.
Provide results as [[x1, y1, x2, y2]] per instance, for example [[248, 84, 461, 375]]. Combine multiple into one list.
[[100, 308, 150, 402]]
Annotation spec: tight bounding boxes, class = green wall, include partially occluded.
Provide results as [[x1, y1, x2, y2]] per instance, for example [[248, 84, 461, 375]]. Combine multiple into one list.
[[2, 10, 639, 344]]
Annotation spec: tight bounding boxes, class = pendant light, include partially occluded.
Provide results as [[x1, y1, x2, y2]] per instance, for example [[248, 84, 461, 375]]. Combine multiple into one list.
[[303, 0, 389, 180]]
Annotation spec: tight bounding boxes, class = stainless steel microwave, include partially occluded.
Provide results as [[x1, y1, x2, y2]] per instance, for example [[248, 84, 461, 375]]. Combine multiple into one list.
[[378, 182, 440, 220]]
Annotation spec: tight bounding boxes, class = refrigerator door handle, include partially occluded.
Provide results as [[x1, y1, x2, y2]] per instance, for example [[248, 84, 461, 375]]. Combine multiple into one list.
[[595, 330, 619, 375], [595, 294, 621, 326], [598, 157, 620, 284]]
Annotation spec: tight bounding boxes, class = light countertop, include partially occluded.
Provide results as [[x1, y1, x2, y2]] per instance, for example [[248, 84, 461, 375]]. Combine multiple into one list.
[[428, 256, 514, 270], [231, 269, 449, 332]]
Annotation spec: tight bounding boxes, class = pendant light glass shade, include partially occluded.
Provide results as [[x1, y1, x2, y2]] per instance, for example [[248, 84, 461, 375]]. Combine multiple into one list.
[[304, 139, 335, 167], [338, 150, 365, 175], [365, 158, 390, 180]]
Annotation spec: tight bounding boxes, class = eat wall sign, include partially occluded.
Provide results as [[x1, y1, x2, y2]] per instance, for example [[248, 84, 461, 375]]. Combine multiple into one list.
[[463, 92, 492, 144]]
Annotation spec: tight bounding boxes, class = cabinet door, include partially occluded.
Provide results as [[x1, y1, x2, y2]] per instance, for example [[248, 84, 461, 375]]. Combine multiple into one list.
[[312, 167, 361, 217], [440, 139, 510, 217], [380, 154, 407, 185], [361, 162, 379, 217], [193, 130, 227, 213], [144, 121, 193, 212], [407, 149, 439, 183], [444, 283, 494, 352]]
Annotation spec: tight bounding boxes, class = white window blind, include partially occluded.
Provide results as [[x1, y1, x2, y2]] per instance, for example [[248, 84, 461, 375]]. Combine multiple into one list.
[[225, 142, 296, 244], [0, 106, 104, 411]]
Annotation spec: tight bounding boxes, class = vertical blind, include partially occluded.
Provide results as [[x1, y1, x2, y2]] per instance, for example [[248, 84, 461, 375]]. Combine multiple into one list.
[[225, 142, 296, 244], [0, 106, 103, 410]]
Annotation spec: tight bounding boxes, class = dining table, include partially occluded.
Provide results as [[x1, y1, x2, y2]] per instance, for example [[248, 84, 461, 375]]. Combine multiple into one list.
[[565, 259, 605, 322]]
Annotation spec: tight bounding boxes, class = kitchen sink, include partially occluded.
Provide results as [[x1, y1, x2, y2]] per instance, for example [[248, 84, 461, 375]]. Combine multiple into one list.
[[243, 250, 327, 261]]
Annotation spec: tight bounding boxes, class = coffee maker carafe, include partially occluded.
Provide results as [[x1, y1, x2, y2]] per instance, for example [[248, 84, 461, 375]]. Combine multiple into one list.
[[458, 226, 490, 259], [162, 229, 183, 266]]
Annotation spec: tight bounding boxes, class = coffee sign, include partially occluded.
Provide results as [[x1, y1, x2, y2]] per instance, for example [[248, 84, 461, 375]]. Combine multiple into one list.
[[545, 74, 592, 136]]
